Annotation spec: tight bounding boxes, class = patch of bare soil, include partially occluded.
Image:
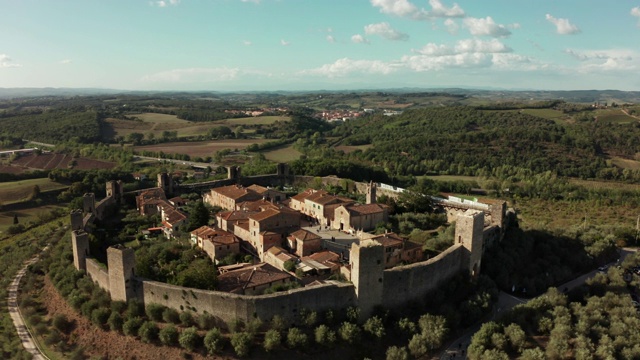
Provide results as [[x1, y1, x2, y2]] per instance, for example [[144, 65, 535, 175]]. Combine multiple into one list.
[[42, 277, 229, 360]]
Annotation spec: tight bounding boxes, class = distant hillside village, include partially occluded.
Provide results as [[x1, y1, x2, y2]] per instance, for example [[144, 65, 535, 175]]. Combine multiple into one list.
[[70, 167, 511, 322]]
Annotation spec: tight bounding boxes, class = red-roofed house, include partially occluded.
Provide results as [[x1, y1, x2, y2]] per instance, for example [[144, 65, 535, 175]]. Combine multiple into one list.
[[190, 225, 240, 262], [332, 203, 389, 233], [216, 262, 293, 295], [287, 229, 323, 257], [204, 184, 263, 210], [367, 232, 423, 268], [264, 246, 297, 270]]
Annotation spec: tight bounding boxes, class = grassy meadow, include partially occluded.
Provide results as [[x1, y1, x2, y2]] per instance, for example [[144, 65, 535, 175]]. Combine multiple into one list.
[[262, 144, 303, 162], [134, 139, 271, 158], [0, 178, 68, 205]]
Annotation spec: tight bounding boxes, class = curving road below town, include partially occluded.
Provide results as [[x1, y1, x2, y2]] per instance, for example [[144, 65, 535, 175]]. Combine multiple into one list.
[[7, 254, 48, 360]]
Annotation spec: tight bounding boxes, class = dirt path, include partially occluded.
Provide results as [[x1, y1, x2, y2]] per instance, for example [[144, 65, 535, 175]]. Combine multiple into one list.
[[7, 255, 48, 360]]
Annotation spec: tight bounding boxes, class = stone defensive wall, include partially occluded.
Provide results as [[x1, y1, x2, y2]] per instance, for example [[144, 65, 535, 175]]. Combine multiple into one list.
[[86, 258, 110, 292], [134, 279, 355, 325], [382, 244, 466, 308]]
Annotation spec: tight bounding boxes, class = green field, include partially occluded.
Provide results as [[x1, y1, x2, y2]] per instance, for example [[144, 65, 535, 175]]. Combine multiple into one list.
[[0, 178, 68, 205], [610, 157, 640, 170], [568, 178, 640, 192], [262, 144, 303, 162], [335, 144, 373, 153], [221, 116, 291, 126], [520, 108, 565, 120], [421, 175, 482, 182], [134, 112, 191, 124], [0, 204, 65, 236]]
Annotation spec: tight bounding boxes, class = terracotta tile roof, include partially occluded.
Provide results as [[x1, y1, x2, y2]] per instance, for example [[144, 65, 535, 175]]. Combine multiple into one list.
[[235, 220, 250, 231], [163, 207, 187, 225], [306, 250, 340, 263], [345, 203, 389, 215], [267, 246, 296, 262], [217, 263, 292, 294], [305, 190, 329, 202], [289, 229, 321, 242], [236, 199, 279, 212], [211, 184, 260, 200], [246, 184, 269, 194], [218, 210, 255, 222], [249, 208, 280, 222], [372, 232, 404, 248], [191, 226, 238, 244], [291, 188, 318, 202]]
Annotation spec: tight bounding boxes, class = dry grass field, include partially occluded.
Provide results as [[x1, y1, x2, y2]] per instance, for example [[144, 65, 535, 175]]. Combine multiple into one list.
[[610, 157, 640, 170], [0, 204, 65, 234], [335, 144, 373, 154], [134, 139, 271, 157], [262, 144, 303, 162], [0, 178, 68, 205], [104, 113, 290, 139]]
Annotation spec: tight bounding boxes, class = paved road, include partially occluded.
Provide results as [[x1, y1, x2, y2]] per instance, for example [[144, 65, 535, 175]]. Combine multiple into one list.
[[7, 254, 47, 360], [439, 248, 637, 359]]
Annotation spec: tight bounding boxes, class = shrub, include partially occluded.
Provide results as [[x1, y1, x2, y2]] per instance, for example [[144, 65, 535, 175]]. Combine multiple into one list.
[[286, 327, 308, 349], [338, 322, 361, 344], [139, 321, 159, 343], [386, 346, 409, 360], [198, 313, 217, 330], [91, 308, 111, 328], [204, 328, 224, 355], [80, 299, 99, 317], [163, 308, 181, 324], [160, 325, 179, 346], [179, 327, 201, 351], [364, 316, 385, 339], [108, 312, 123, 332], [263, 329, 281, 352], [127, 300, 145, 318], [245, 318, 263, 336], [227, 318, 243, 333], [283, 260, 295, 272], [146, 303, 166, 322], [231, 332, 253, 357], [314, 324, 336, 347], [123, 317, 144, 337], [111, 300, 127, 314], [45, 329, 62, 346], [270, 315, 286, 332], [52, 314, 72, 333], [346, 306, 360, 323], [180, 311, 195, 327]]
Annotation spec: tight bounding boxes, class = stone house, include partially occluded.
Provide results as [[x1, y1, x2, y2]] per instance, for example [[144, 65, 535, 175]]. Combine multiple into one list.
[[190, 225, 240, 262], [159, 204, 187, 239], [264, 246, 296, 271], [245, 184, 287, 203], [136, 188, 167, 216], [216, 210, 255, 233], [287, 229, 323, 257], [332, 203, 390, 233], [299, 250, 341, 275], [216, 263, 293, 295], [203, 184, 263, 210], [365, 232, 423, 268], [246, 208, 301, 259]]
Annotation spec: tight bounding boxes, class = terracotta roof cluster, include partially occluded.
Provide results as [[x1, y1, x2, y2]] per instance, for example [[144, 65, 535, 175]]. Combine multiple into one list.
[[291, 188, 322, 202], [371, 232, 405, 248], [344, 203, 389, 215], [218, 210, 255, 222], [266, 246, 296, 262], [136, 187, 167, 208], [191, 225, 239, 245], [217, 263, 292, 294], [236, 199, 279, 212], [304, 250, 341, 271], [161, 205, 187, 227], [289, 229, 322, 242], [211, 184, 262, 201]]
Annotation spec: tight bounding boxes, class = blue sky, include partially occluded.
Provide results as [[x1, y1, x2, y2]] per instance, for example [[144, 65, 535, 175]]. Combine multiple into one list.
[[1, 0, 640, 91]]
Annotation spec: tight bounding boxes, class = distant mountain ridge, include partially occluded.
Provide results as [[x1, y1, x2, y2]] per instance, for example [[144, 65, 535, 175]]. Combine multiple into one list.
[[0, 87, 638, 103]]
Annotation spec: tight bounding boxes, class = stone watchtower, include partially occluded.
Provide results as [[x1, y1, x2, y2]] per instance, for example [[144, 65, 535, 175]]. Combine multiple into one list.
[[455, 211, 485, 278], [83, 193, 96, 215], [227, 166, 241, 180], [106, 180, 124, 203], [276, 163, 289, 177], [71, 230, 89, 271], [366, 181, 377, 204], [350, 240, 385, 320], [70, 209, 84, 231], [107, 245, 136, 302], [157, 173, 173, 194]]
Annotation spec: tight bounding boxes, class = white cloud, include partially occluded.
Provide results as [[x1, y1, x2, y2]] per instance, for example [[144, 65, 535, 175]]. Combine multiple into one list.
[[151, 0, 179, 7], [565, 48, 637, 71], [463, 17, 511, 37], [280, 39, 290, 46], [326, 35, 336, 43], [243, 40, 252, 46], [632, 7, 640, 26], [444, 19, 459, 34], [370, 0, 464, 20], [0, 54, 21, 68], [427, 0, 464, 18], [351, 34, 370, 44], [454, 39, 512, 53], [402, 52, 493, 71], [302, 58, 397, 77], [364, 22, 409, 41], [545, 14, 580, 35], [59, 59, 72, 65], [142, 67, 240, 83]]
